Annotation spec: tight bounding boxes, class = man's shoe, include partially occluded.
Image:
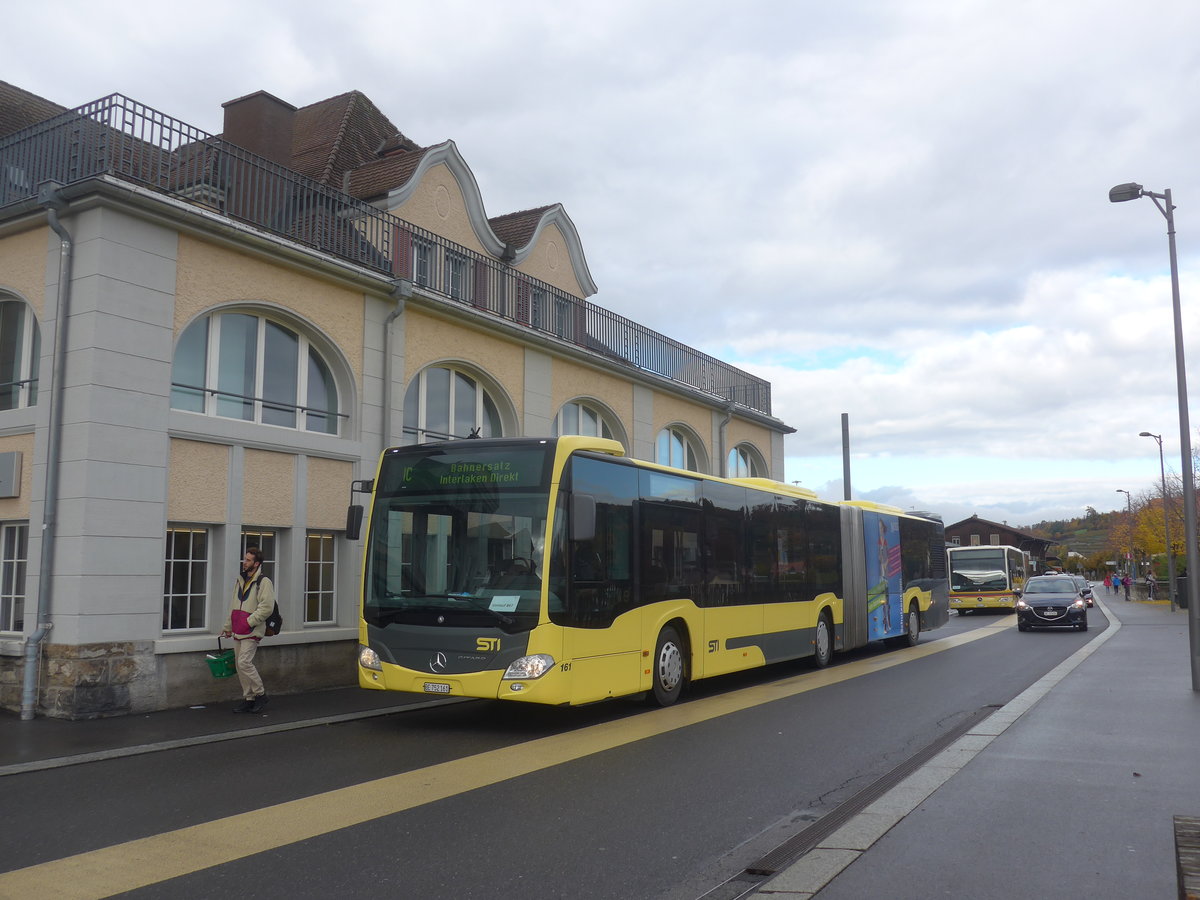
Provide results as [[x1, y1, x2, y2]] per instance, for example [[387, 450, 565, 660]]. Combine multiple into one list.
[[233, 699, 252, 713], [248, 694, 270, 714]]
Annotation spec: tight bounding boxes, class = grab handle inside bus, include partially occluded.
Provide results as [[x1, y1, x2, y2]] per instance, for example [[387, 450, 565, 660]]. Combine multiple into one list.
[[571, 493, 596, 542]]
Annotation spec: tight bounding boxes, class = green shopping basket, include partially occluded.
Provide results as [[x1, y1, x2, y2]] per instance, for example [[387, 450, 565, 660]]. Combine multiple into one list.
[[205, 637, 236, 678]]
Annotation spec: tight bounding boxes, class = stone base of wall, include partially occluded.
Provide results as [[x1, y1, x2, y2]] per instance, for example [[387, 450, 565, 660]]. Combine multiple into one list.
[[0, 639, 357, 720]]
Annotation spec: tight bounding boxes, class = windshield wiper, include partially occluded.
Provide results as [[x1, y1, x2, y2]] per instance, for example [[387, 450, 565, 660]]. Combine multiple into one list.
[[446, 593, 516, 627], [390, 592, 516, 627]]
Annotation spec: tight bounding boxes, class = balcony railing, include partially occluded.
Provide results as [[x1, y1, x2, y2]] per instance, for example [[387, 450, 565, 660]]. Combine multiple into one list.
[[0, 93, 772, 415]]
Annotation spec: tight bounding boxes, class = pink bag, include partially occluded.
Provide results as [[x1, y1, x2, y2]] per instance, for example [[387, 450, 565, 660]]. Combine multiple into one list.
[[231, 609, 251, 635]]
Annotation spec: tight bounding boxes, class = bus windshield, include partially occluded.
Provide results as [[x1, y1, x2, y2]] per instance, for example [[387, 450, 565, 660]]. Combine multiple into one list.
[[949, 548, 1009, 592], [363, 443, 555, 633]]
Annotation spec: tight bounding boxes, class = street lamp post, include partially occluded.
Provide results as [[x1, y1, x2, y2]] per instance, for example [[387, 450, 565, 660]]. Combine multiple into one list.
[[1140, 430, 1177, 610], [1117, 488, 1133, 600], [1111, 183, 1200, 690]]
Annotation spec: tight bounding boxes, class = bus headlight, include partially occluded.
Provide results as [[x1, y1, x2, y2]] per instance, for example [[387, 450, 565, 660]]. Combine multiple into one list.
[[503, 654, 556, 680], [359, 645, 382, 671]]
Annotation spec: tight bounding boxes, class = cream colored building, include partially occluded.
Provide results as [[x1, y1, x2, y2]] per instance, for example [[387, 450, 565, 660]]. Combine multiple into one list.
[[0, 82, 791, 718]]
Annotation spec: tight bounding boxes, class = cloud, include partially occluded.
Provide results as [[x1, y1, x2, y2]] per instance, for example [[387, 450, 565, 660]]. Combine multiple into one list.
[[8, 0, 1200, 526]]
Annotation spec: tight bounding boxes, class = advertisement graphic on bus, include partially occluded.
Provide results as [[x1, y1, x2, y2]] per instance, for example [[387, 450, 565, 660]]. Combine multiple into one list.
[[863, 511, 903, 640]]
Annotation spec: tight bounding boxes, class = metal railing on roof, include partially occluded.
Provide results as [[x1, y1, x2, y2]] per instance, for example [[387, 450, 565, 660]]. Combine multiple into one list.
[[0, 93, 772, 415]]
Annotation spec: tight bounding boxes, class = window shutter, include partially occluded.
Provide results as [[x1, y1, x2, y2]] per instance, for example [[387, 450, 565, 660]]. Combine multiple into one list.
[[573, 298, 587, 347], [392, 226, 412, 278], [473, 259, 488, 310], [516, 279, 530, 325]]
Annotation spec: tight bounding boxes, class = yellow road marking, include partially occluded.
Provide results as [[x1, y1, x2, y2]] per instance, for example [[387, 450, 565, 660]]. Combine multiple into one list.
[[0, 619, 1010, 900]]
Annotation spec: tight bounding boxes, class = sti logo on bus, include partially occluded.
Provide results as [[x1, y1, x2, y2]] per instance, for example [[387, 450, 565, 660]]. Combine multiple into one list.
[[477, 638, 500, 652]]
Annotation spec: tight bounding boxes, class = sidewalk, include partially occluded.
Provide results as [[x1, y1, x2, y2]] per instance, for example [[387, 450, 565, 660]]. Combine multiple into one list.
[[760, 594, 1200, 898], [0, 681, 454, 775]]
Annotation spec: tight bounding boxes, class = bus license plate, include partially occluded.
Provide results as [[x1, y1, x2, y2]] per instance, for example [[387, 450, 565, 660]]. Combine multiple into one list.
[[423, 682, 451, 694]]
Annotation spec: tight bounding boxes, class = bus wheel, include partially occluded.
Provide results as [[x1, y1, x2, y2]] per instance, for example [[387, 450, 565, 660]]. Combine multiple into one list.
[[650, 626, 686, 706], [812, 611, 833, 669], [899, 604, 921, 647]]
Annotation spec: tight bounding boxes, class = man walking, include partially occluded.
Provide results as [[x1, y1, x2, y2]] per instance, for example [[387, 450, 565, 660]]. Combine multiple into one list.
[[221, 547, 275, 713]]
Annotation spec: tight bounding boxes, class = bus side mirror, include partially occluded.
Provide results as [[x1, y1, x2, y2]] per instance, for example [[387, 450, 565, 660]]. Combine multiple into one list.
[[346, 479, 374, 541], [346, 505, 364, 541], [571, 493, 596, 543]]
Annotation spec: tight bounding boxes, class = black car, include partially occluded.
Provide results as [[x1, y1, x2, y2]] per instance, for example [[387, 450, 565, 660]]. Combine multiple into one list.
[[1016, 575, 1088, 632], [1071, 575, 1095, 608]]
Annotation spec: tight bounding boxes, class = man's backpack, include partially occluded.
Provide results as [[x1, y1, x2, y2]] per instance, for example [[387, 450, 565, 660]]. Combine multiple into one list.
[[265, 602, 283, 637]]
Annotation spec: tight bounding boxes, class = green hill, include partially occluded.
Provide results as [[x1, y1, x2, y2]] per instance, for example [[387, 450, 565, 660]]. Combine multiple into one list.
[[1021, 509, 1119, 561]]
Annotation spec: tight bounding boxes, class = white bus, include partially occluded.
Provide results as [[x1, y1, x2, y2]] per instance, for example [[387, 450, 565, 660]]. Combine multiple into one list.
[[947, 544, 1030, 614]]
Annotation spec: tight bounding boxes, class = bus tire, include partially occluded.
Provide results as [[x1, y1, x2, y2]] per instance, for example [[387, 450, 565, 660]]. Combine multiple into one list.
[[649, 625, 687, 706], [812, 610, 833, 669], [897, 603, 920, 648]]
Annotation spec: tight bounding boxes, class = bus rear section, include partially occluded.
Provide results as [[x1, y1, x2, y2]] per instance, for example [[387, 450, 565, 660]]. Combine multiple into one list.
[[947, 545, 1029, 614], [839, 502, 949, 650]]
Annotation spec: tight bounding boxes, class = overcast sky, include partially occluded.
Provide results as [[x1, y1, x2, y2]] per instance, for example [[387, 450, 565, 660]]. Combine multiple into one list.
[[9, 0, 1200, 528]]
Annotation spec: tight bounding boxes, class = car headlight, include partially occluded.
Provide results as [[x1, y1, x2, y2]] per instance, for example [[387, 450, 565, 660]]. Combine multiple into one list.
[[1016, 598, 1029, 609], [1073, 599, 1086, 610], [359, 645, 382, 671], [503, 654, 556, 680]]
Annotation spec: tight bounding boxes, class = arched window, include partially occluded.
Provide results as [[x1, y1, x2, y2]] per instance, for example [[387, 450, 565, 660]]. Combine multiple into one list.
[[0, 299, 39, 411], [170, 311, 340, 434], [728, 445, 764, 478], [553, 400, 617, 441], [656, 426, 702, 472], [403, 366, 502, 443]]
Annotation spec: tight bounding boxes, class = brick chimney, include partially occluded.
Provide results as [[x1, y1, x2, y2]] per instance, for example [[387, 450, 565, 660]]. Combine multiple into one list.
[[221, 90, 296, 166]]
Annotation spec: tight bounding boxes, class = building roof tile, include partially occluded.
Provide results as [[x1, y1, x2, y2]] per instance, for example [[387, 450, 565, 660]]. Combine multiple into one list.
[[0, 80, 68, 140], [290, 90, 400, 186], [489, 206, 555, 248], [345, 148, 426, 200]]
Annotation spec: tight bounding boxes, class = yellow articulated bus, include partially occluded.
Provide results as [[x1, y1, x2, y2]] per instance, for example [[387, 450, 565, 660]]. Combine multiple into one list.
[[947, 544, 1030, 614], [350, 436, 949, 707]]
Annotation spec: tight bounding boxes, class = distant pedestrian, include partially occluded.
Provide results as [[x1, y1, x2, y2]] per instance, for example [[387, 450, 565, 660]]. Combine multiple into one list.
[[1122, 574, 1132, 601], [1103, 573, 1113, 595]]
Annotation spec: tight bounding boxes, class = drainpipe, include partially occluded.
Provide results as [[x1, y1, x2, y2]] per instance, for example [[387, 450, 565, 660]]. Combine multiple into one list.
[[22, 184, 73, 720], [718, 403, 735, 477], [381, 279, 411, 446]]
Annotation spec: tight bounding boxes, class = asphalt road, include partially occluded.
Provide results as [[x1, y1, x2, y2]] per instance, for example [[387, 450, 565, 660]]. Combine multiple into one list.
[[0, 608, 1101, 899]]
